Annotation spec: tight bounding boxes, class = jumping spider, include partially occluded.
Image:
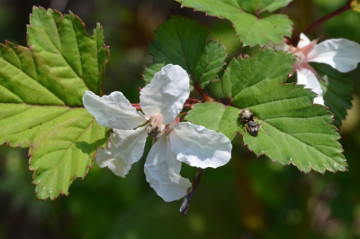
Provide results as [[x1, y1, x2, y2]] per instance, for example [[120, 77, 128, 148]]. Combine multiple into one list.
[[239, 108, 259, 136]]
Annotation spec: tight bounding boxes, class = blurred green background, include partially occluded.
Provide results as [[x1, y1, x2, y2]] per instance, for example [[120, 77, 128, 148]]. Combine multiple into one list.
[[1, 0, 360, 238]]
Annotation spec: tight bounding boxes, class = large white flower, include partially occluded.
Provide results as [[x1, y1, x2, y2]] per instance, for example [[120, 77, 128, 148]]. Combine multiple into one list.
[[82, 64, 232, 202], [289, 33, 360, 105]]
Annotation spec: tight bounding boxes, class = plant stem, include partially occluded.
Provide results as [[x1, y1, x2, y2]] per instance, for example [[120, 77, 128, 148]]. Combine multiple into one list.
[[303, 0, 352, 35], [179, 169, 205, 215], [194, 84, 214, 102], [183, 103, 193, 109]]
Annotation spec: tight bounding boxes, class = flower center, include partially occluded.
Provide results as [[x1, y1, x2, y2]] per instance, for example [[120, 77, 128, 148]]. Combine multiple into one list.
[[145, 114, 166, 140], [289, 45, 307, 70]]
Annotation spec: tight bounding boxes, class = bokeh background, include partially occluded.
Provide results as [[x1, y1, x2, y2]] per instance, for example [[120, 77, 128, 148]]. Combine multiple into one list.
[[1, 0, 360, 238]]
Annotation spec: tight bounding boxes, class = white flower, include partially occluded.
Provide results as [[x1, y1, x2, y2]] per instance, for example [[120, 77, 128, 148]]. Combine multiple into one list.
[[289, 33, 360, 105], [82, 64, 232, 202]]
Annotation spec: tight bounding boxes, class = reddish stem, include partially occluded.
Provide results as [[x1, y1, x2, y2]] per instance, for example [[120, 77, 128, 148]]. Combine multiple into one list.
[[194, 84, 214, 102], [303, 1, 351, 35], [186, 98, 201, 104], [184, 103, 194, 109]]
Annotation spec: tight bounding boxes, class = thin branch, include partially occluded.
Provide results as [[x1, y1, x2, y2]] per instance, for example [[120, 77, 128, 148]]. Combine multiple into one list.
[[194, 84, 215, 102], [185, 98, 201, 104], [180, 169, 205, 215], [183, 98, 201, 108], [183, 103, 194, 109], [303, 1, 352, 35]]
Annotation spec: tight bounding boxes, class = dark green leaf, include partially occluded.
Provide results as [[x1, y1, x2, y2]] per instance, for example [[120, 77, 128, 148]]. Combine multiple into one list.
[[312, 63, 353, 128], [175, 0, 293, 46], [148, 16, 226, 87]]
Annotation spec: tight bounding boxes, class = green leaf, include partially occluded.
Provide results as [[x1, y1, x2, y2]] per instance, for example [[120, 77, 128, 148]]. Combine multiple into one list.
[[148, 16, 226, 87], [143, 63, 164, 83], [227, 49, 346, 173], [194, 42, 227, 87], [188, 49, 346, 173], [312, 63, 353, 128], [239, 0, 292, 14], [175, 0, 293, 46], [222, 49, 294, 100], [185, 102, 239, 140], [237, 80, 346, 174], [0, 7, 109, 199]]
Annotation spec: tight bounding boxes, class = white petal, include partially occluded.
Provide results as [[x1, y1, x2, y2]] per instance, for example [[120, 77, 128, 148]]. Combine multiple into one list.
[[297, 68, 324, 105], [83, 91, 147, 129], [140, 64, 190, 124], [308, 38, 360, 72], [144, 136, 191, 202], [298, 33, 311, 49], [96, 127, 148, 177], [169, 122, 232, 169]]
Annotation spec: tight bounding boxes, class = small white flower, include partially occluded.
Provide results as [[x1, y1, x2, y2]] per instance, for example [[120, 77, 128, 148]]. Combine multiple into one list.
[[83, 64, 232, 202], [289, 33, 360, 105]]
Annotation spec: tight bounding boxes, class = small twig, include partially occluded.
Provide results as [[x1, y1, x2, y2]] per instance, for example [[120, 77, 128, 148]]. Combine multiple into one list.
[[303, 1, 351, 35], [183, 103, 194, 108], [289, 1, 352, 46], [194, 84, 215, 102], [183, 98, 201, 108], [180, 169, 205, 215], [185, 98, 201, 104]]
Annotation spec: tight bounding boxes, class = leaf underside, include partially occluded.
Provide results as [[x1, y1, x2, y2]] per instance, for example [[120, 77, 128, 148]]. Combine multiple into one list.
[[187, 49, 346, 174], [0, 7, 109, 199], [312, 62, 353, 128], [175, 0, 293, 46]]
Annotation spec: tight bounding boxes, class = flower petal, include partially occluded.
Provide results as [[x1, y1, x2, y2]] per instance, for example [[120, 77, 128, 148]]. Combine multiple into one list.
[[96, 127, 148, 177], [144, 136, 191, 202], [169, 122, 232, 169], [297, 68, 324, 105], [308, 38, 360, 72], [140, 64, 190, 124], [83, 91, 147, 129], [297, 33, 311, 49]]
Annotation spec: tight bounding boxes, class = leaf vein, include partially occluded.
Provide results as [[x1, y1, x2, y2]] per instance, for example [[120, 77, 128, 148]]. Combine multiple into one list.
[[0, 107, 32, 120], [35, 118, 96, 178], [264, 122, 341, 162], [38, 15, 83, 81], [1, 52, 66, 104]]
